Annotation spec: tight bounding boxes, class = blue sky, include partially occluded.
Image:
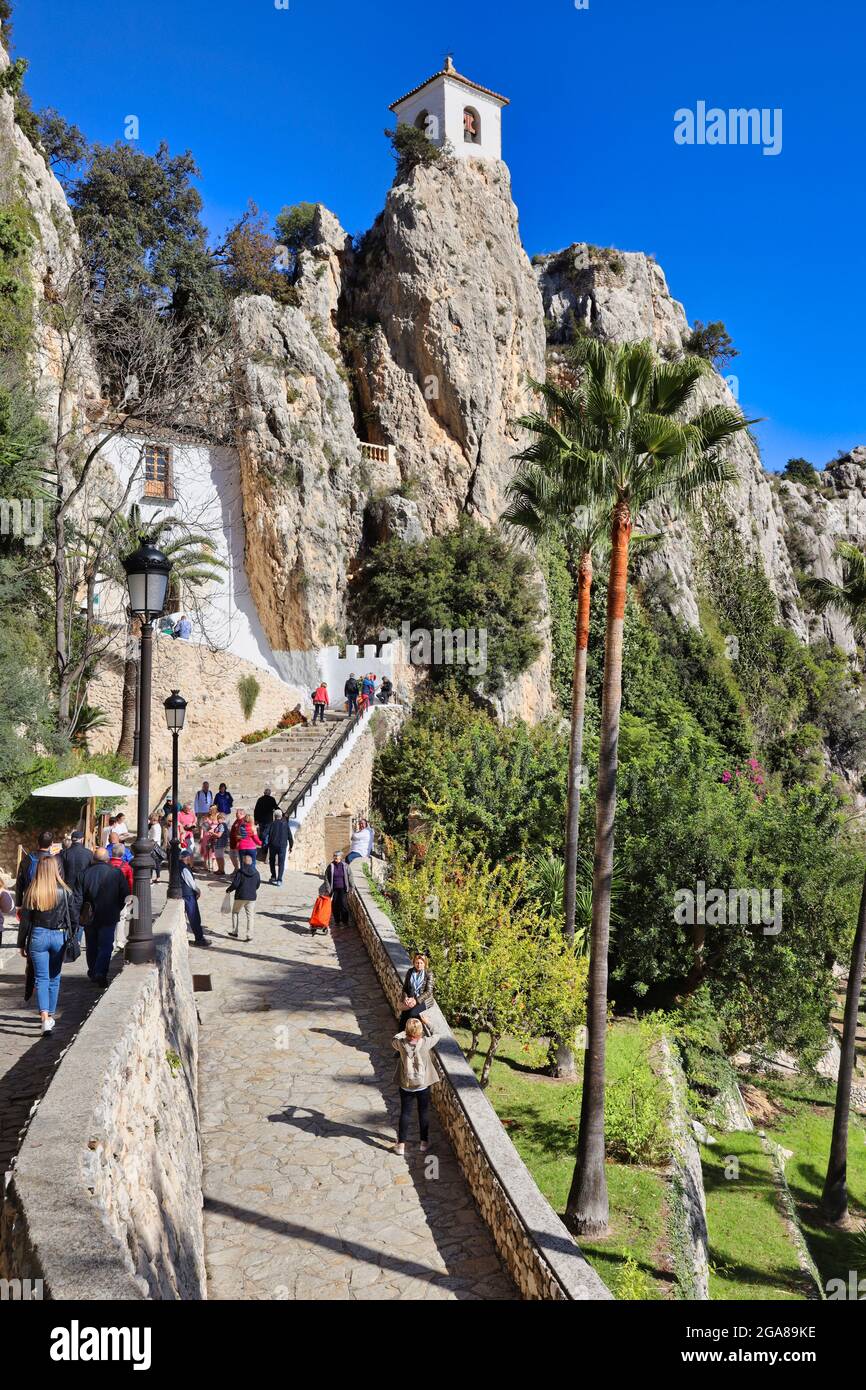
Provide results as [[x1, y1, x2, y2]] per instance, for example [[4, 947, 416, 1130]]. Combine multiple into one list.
[[12, 0, 866, 471]]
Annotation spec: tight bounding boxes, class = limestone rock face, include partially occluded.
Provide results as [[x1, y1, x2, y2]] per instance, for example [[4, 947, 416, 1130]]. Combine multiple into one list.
[[535, 243, 804, 637], [347, 157, 548, 535], [292, 203, 352, 355], [232, 294, 364, 654], [775, 448, 866, 655], [0, 42, 100, 412]]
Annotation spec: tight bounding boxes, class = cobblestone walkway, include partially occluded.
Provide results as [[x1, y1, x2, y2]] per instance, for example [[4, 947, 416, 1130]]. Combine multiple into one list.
[[196, 867, 515, 1300]]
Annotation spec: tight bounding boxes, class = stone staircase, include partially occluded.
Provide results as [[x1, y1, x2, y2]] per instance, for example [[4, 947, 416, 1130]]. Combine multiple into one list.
[[176, 713, 355, 818]]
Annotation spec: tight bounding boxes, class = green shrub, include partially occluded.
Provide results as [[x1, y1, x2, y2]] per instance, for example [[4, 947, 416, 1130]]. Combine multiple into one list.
[[384, 124, 443, 180], [237, 674, 261, 721], [605, 1057, 671, 1165]]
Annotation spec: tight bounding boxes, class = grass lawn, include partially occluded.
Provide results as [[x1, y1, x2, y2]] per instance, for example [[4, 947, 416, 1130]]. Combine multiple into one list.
[[754, 1071, 866, 1292], [701, 1130, 810, 1300], [453, 1024, 674, 1299]]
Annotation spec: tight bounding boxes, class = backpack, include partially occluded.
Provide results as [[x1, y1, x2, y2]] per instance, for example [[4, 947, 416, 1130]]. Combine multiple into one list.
[[22, 851, 39, 887]]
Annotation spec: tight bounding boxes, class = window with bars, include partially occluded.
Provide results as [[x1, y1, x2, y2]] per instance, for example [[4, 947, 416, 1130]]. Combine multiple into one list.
[[142, 444, 174, 499]]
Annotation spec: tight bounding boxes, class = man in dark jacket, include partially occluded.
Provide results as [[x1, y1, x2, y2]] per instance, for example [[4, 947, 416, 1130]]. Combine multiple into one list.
[[60, 830, 93, 925], [225, 852, 260, 942], [344, 674, 359, 716], [266, 809, 293, 886], [81, 848, 129, 987], [253, 786, 278, 853]]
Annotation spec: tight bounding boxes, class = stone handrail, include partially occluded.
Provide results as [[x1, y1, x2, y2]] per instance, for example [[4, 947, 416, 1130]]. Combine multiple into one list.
[[0, 901, 205, 1299], [348, 869, 613, 1301], [358, 440, 396, 466]]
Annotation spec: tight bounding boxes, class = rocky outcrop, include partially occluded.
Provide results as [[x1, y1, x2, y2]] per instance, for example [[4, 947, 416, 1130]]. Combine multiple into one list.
[[535, 243, 805, 637], [346, 156, 547, 535], [0, 41, 100, 414], [232, 294, 365, 652], [292, 203, 352, 356]]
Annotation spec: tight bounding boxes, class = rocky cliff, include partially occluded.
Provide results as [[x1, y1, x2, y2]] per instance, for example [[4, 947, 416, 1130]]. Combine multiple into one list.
[[535, 244, 807, 639], [233, 154, 554, 719]]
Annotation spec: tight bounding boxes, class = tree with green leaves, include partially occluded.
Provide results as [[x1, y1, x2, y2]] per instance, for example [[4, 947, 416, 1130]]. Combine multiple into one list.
[[684, 319, 739, 372], [219, 201, 296, 304], [34, 107, 88, 189], [548, 336, 749, 1235], [274, 202, 319, 275], [352, 517, 543, 699], [801, 542, 866, 1224], [70, 140, 224, 324]]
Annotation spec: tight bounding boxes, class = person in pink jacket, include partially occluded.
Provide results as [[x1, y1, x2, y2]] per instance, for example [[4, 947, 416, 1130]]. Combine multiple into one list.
[[237, 815, 261, 855], [312, 682, 329, 725]]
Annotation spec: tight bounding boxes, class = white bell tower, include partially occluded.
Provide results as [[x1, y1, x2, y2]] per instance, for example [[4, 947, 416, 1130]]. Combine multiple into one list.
[[389, 56, 509, 163]]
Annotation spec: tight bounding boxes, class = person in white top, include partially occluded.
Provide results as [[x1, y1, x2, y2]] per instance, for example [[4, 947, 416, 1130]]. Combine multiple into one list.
[[346, 818, 374, 863]]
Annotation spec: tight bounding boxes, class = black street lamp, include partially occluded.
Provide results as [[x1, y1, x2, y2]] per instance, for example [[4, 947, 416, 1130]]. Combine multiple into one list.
[[123, 538, 172, 965], [164, 689, 187, 900]]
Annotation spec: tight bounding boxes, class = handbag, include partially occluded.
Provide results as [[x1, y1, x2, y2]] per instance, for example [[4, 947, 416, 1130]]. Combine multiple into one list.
[[220, 892, 234, 916], [310, 894, 332, 928], [62, 892, 81, 963]]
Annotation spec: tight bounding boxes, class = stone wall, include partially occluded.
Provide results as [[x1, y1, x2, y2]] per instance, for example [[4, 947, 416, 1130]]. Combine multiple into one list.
[[348, 870, 612, 1302], [88, 633, 307, 823], [0, 901, 205, 1300], [289, 706, 405, 874], [658, 1035, 710, 1300]]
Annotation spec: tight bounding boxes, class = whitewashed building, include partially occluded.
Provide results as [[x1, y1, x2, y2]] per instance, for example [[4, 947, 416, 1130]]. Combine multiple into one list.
[[389, 56, 509, 162], [98, 431, 397, 695]]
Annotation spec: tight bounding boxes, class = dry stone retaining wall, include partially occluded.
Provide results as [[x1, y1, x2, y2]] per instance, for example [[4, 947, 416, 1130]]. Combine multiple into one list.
[[348, 869, 612, 1301], [0, 902, 205, 1299]]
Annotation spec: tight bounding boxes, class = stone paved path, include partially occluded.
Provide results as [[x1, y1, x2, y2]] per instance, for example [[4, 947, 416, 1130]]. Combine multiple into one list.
[[196, 867, 516, 1300], [0, 919, 121, 1173]]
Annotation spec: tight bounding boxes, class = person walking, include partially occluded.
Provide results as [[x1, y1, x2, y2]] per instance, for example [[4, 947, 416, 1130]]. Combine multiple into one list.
[[399, 952, 435, 1030], [194, 781, 213, 826], [109, 841, 134, 892], [147, 814, 165, 882], [214, 782, 233, 815], [228, 808, 246, 870], [180, 850, 209, 948], [344, 673, 359, 716], [362, 672, 376, 707], [18, 856, 75, 1035], [237, 815, 262, 856], [267, 808, 293, 886], [225, 851, 260, 942], [392, 1017, 440, 1155], [81, 848, 128, 988], [15, 830, 55, 906], [60, 829, 92, 924], [311, 681, 329, 725], [107, 830, 133, 864], [212, 813, 229, 876], [323, 850, 350, 928], [254, 787, 278, 852]]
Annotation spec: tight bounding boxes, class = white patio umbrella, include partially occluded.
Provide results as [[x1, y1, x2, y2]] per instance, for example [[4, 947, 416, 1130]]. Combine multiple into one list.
[[31, 773, 136, 844]]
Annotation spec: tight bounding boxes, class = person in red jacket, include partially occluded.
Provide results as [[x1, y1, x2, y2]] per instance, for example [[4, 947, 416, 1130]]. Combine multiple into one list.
[[109, 842, 134, 893], [312, 682, 329, 725]]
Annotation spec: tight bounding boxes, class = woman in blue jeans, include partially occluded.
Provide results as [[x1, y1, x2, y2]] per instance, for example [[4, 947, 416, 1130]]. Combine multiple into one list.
[[17, 855, 73, 1037]]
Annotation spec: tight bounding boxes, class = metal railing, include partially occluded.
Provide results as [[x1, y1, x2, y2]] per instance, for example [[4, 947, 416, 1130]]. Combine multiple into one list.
[[280, 711, 364, 823]]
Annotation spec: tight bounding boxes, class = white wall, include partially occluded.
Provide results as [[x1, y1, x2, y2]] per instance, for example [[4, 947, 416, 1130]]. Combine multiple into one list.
[[393, 77, 504, 161], [98, 433, 286, 680]]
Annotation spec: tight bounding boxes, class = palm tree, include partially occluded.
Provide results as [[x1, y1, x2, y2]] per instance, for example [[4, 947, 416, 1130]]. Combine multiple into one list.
[[101, 504, 224, 761], [801, 542, 866, 1224], [548, 337, 749, 1235], [504, 447, 608, 939]]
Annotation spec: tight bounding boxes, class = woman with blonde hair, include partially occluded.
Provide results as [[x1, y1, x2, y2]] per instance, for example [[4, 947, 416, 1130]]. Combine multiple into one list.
[[17, 855, 74, 1036], [392, 1015, 439, 1156]]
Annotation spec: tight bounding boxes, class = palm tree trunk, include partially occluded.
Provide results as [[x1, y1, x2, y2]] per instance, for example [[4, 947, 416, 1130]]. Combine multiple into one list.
[[116, 620, 140, 762], [555, 549, 593, 1081], [566, 501, 631, 1237], [821, 863, 866, 1223]]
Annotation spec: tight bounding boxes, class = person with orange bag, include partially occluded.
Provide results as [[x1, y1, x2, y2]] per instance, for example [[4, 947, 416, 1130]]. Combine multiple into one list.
[[322, 850, 350, 929]]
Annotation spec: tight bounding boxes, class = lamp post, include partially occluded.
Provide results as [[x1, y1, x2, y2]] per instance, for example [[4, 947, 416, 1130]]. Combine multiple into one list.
[[122, 538, 172, 965], [164, 689, 187, 900]]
